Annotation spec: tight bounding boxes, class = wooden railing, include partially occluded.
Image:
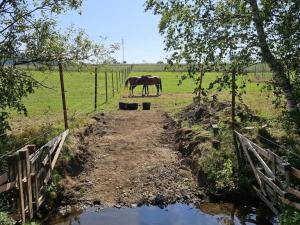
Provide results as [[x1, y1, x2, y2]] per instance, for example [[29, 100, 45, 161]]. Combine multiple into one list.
[[234, 131, 300, 214], [0, 130, 69, 223]]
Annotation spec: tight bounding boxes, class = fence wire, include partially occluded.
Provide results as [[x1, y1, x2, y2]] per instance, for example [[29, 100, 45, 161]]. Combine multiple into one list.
[[0, 66, 132, 163]]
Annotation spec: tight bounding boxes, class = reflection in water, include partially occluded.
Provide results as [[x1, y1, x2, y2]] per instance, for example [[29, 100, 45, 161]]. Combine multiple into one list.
[[45, 203, 279, 225]]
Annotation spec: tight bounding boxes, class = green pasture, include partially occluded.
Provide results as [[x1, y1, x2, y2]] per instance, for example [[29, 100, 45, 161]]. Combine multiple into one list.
[[9, 69, 276, 131]]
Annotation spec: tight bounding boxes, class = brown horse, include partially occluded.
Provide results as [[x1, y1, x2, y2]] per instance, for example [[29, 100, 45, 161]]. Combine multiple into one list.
[[125, 76, 140, 96], [124, 75, 162, 96], [137, 76, 162, 96]]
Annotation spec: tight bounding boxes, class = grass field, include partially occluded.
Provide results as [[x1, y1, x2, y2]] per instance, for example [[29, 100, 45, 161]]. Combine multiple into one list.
[[7, 68, 277, 134]]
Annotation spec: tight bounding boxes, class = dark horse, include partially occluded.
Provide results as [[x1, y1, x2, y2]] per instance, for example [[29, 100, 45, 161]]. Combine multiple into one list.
[[125, 75, 162, 96]]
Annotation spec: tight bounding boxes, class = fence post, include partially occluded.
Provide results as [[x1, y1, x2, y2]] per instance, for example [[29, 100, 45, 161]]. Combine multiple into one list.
[[16, 152, 25, 223], [20, 148, 33, 220], [59, 63, 68, 130], [94, 67, 98, 110], [231, 68, 237, 130], [112, 71, 115, 97], [105, 71, 108, 102], [116, 70, 119, 92], [119, 71, 121, 88]]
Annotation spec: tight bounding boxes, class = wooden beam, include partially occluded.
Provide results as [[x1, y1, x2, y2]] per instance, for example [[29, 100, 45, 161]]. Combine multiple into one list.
[[257, 169, 287, 197], [253, 185, 279, 215], [238, 134, 262, 188], [24, 147, 33, 219], [280, 197, 300, 211], [0, 173, 8, 186], [51, 130, 69, 170], [17, 152, 26, 224], [0, 181, 16, 193], [287, 187, 300, 199], [247, 141, 275, 179], [291, 167, 300, 179]]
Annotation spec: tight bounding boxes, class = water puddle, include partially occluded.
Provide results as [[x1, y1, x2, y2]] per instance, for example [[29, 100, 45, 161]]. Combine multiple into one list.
[[45, 203, 278, 225]]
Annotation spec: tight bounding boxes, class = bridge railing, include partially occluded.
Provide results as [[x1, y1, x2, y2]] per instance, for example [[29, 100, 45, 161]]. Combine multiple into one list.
[[0, 130, 69, 224], [234, 131, 300, 214]]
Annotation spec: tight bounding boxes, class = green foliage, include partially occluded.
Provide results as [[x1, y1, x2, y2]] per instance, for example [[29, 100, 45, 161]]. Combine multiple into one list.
[[280, 207, 300, 225], [0, 67, 38, 136], [0, 0, 119, 136], [0, 212, 14, 225], [145, 0, 300, 113], [198, 147, 235, 191]]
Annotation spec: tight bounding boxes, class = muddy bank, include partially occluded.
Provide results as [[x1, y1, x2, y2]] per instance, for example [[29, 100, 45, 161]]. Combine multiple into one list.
[[174, 100, 262, 202]]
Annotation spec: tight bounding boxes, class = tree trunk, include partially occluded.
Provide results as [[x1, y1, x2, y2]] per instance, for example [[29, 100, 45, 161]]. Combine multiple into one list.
[[248, 0, 299, 112], [198, 69, 204, 101]]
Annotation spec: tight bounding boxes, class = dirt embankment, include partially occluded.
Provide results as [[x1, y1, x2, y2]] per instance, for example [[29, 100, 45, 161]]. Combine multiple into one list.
[[60, 110, 204, 208]]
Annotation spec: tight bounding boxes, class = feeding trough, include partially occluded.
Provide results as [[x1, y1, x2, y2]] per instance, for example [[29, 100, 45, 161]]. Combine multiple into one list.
[[142, 102, 151, 110], [119, 102, 138, 110]]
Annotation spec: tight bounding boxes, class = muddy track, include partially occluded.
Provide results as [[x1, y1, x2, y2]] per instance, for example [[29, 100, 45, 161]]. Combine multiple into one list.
[[63, 110, 203, 207]]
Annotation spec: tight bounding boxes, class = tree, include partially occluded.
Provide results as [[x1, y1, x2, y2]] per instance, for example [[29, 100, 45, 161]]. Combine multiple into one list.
[[0, 0, 118, 136], [145, 0, 300, 114]]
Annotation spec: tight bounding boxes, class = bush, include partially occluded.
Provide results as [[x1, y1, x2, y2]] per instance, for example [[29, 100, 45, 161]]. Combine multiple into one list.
[[0, 212, 15, 225], [198, 147, 236, 191], [280, 207, 300, 225]]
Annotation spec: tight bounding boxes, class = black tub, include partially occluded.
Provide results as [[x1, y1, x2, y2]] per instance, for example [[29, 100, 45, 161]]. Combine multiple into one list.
[[142, 102, 151, 110], [119, 102, 127, 110], [127, 103, 138, 110]]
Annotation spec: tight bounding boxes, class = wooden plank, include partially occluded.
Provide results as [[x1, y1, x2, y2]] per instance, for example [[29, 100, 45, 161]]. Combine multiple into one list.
[[235, 131, 285, 166], [42, 137, 61, 166], [0, 181, 16, 193], [280, 197, 300, 211], [51, 130, 69, 170], [253, 185, 279, 215], [257, 169, 287, 197], [0, 173, 8, 185], [24, 147, 33, 219], [237, 134, 262, 188], [30, 136, 59, 163], [17, 152, 26, 224], [291, 167, 300, 179], [247, 141, 275, 179], [287, 187, 300, 199], [38, 195, 45, 206]]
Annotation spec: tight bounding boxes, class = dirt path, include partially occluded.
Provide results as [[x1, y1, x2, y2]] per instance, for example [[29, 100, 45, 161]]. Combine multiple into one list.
[[65, 110, 202, 207]]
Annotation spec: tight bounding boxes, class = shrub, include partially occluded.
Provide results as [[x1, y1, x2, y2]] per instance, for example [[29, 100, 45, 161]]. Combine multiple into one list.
[[0, 212, 15, 225], [198, 147, 235, 191]]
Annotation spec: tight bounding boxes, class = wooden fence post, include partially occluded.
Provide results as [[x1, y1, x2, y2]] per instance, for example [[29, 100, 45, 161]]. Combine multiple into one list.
[[105, 72, 108, 102], [59, 63, 68, 130], [94, 67, 98, 110], [231, 68, 237, 130], [116, 70, 119, 92], [17, 152, 25, 223], [112, 71, 115, 97]]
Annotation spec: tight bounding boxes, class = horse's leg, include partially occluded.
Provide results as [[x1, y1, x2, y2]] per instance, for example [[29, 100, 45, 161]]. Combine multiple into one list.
[[147, 85, 149, 96], [128, 85, 131, 97], [156, 84, 159, 96], [142, 85, 145, 96]]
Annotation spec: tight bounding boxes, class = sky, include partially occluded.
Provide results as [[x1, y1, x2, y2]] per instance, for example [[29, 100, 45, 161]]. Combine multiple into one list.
[[57, 0, 166, 64]]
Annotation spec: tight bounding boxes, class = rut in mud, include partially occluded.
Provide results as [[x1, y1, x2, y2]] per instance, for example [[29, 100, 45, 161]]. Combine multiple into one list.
[[63, 110, 203, 207]]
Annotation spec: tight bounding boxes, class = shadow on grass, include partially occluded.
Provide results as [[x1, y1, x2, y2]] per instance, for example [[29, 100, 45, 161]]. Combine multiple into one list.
[[122, 95, 161, 99]]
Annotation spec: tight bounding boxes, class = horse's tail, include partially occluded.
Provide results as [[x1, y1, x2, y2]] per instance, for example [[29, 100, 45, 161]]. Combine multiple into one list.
[[160, 79, 162, 91], [125, 78, 129, 88]]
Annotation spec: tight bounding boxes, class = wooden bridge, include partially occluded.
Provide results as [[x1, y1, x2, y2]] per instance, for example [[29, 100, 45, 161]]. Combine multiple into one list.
[[234, 131, 300, 214], [0, 130, 69, 223]]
